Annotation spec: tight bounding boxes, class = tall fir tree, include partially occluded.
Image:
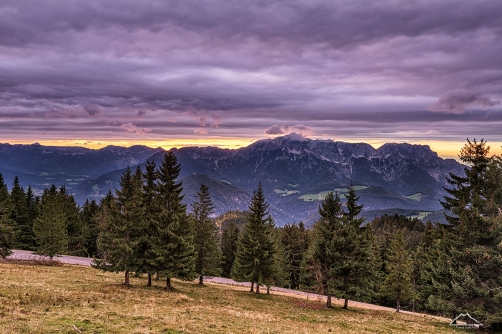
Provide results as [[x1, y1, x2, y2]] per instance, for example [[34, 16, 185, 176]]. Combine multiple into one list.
[[141, 159, 158, 286], [301, 192, 343, 306], [149, 151, 196, 290], [59, 185, 87, 256], [9, 176, 34, 250], [0, 173, 14, 258], [191, 184, 222, 284], [411, 221, 440, 312], [232, 183, 276, 294], [93, 167, 144, 285], [302, 190, 374, 308], [339, 186, 375, 308], [343, 186, 365, 227], [280, 222, 309, 289], [221, 220, 240, 278], [25, 185, 39, 250], [441, 138, 493, 226], [33, 185, 68, 259], [381, 230, 416, 312], [263, 228, 290, 293], [94, 190, 114, 258], [428, 139, 502, 325], [80, 199, 100, 257]]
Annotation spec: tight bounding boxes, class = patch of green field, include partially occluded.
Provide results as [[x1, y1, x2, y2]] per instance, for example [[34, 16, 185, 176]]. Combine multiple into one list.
[[299, 186, 367, 202], [299, 191, 333, 201], [0, 262, 455, 333], [409, 211, 432, 220], [284, 190, 300, 196], [274, 189, 300, 197], [405, 193, 423, 201]]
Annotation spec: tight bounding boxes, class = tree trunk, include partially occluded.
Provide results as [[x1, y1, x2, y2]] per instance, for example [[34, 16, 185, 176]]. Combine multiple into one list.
[[396, 300, 400, 313], [166, 277, 172, 290], [255, 283, 260, 294], [326, 295, 332, 307], [267, 286, 270, 295], [343, 298, 349, 309], [155, 272, 159, 281], [124, 270, 130, 286], [250, 282, 254, 292], [147, 273, 152, 287], [199, 275, 204, 285]]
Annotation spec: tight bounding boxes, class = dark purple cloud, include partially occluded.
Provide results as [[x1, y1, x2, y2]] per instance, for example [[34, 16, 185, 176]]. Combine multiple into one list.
[[428, 89, 500, 113], [0, 0, 501, 150]]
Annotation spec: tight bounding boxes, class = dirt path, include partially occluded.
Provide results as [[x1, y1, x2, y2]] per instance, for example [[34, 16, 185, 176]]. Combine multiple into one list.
[[203, 276, 448, 320], [8, 250, 449, 322]]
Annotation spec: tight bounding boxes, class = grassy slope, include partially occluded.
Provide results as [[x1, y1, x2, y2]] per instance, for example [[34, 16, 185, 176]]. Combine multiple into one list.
[[0, 262, 456, 334]]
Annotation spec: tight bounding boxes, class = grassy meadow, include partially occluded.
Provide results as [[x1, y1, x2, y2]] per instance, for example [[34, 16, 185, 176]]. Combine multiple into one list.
[[0, 261, 457, 333]]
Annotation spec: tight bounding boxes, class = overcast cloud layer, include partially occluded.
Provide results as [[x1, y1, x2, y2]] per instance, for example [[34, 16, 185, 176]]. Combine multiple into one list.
[[1, 0, 502, 150]]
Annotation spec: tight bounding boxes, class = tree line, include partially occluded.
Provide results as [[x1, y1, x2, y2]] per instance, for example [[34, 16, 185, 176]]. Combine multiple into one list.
[[1, 139, 501, 328]]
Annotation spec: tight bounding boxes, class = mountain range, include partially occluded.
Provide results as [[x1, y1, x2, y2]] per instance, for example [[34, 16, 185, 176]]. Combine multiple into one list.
[[0, 135, 464, 225]]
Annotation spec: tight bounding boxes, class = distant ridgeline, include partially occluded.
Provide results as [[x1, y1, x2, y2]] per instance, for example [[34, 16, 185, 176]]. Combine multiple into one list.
[[0, 135, 464, 225]]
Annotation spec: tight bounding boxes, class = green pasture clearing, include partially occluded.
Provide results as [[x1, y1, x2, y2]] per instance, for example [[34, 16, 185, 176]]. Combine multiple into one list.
[[298, 186, 367, 202], [405, 193, 423, 201]]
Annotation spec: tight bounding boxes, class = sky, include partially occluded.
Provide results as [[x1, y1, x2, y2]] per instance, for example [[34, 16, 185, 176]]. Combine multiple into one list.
[[1, 0, 502, 159]]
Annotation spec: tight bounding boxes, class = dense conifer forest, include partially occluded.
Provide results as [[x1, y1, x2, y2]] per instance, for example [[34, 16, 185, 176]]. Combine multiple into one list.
[[1, 139, 502, 328]]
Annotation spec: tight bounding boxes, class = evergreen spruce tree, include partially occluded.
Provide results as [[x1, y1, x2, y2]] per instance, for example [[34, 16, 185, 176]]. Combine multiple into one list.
[[9, 176, 33, 250], [280, 222, 309, 289], [93, 167, 144, 286], [95, 190, 114, 256], [141, 159, 158, 286], [0, 173, 14, 259], [149, 151, 196, 290], [33, 185, 68, 259], [381, 230, 416, 312], [441, 139, 496, 227], [25, 185, 38, 250], [302, 190, 374, 308], [338, 186, 375, 309], [301, 192, 343, 306], [231, 183, 276, 294], [221, 220, 240, 278], [411, 221, 439, 312], [59, 185, 87, 256], [264, 228, 290, 293], [427, 139, 502, 325], [343, 186, 365, 227], [191, 184, 222, 284], [80, 199, 100, 257]]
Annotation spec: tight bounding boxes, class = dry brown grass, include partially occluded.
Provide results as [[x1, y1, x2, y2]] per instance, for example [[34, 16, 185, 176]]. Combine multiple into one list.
[[0, 262, 457, 333]]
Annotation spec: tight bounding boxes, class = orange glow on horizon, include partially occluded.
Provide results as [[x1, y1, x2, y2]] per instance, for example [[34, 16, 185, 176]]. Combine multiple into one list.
[[0, 137, 257, 150], [2, 137, 501, 160]]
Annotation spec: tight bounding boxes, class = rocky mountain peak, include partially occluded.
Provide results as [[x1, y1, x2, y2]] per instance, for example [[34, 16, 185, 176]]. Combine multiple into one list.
[[377, 143, 439, 164]]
